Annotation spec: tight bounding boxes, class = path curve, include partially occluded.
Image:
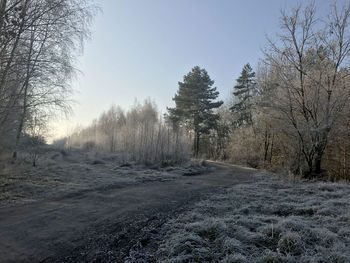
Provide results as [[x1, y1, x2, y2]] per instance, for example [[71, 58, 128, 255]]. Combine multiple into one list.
[[0, 162, 257, 263]]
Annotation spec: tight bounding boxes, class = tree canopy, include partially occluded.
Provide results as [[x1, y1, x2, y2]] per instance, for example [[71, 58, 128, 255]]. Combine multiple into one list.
[[230, 63, 256, 127], [167, 66, 223, 156]]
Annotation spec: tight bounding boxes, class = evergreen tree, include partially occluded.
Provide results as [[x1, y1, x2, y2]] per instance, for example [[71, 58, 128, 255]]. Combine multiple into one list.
[[167, 66, 223, 156], [230, 63, 256, 127]]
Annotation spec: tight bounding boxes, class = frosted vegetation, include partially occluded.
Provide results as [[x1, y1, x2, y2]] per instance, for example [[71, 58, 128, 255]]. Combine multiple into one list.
[[0, 147, 205, 206], [61, 100, 191, 166], [155, 173, 350, 263]]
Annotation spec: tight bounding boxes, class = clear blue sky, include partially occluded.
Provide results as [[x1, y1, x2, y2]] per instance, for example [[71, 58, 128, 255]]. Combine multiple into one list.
[[52, 0, 334, 139]]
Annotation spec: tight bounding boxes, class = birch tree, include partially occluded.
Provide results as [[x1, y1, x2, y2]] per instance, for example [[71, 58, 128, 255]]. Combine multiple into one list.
[[0, 0, 96, 156]]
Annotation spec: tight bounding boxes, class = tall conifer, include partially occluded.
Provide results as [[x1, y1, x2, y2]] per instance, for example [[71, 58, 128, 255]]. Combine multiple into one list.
[[167, 66, 223, 156], [230, 63, 256, 127]]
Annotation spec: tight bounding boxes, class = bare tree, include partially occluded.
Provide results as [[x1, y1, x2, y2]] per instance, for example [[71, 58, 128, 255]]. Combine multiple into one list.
[[0, 0, 96, 156], [263, 2, 350, 177]]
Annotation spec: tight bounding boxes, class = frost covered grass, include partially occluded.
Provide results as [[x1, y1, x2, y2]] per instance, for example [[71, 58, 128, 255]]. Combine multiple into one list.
[[156, 174, 350, 263], [0, 147, 206, 207]]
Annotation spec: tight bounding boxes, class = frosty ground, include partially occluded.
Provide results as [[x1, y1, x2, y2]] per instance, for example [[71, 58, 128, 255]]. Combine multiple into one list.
[[0, 149, 349, 263], [0, 147, 206, 207], [152, 170, 350, 263]]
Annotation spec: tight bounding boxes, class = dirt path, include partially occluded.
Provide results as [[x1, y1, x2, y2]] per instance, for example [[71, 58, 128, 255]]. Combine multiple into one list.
[[0, 162, 257, 263]]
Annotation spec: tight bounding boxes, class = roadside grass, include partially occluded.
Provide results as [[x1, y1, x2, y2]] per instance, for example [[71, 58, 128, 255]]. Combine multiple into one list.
[[156, 173, 350, 263]]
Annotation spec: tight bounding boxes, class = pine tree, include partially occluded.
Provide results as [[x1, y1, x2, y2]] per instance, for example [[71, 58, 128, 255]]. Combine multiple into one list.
[[230, 63, 256, 127], [167, 66, 223, 156]]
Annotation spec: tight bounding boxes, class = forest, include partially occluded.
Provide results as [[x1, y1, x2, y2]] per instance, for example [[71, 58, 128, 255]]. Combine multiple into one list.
[[0, 1, 349, 182], [62, 2, 350, 181], [0, 1, 349, 181]]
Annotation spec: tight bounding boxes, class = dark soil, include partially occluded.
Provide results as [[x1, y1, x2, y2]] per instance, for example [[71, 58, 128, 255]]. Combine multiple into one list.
[[0, 162, 256, 263]]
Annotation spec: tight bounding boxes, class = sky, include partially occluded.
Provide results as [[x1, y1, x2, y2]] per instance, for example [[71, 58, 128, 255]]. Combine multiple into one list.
[[51, 0, 334, 140]]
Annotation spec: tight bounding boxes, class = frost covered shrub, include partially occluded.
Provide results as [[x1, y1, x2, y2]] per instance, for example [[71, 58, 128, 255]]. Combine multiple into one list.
[[185, 218, 227, 240], [277, 232, 303, 256], [221, 237, 245, 255], [158, 230, 211, 262], [258, 224, 282, 247]]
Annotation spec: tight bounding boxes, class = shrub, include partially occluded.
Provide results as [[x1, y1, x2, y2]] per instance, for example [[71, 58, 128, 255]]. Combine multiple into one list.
[[277, 232, 303, 256]]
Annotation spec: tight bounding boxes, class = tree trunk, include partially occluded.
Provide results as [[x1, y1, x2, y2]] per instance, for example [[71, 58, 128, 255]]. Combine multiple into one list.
[[13, 24, 34, 160], [193, 131, 200, 157], [269, 134, 274, 164], [196, 132, 200, 157], [263, 128, 270, 162], [306, 158, 313, 178], [12, 86, 28, 159], [0, 0, 28, 128], [193, 133, 196, 156], [313, 152, 323, 175], [312, 134, 328, 176], [0, 0, 6, 36], [343, 147, 346, 180]]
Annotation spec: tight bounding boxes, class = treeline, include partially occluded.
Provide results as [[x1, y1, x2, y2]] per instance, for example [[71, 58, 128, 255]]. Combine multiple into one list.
[[64, 100, 190, 165], [2, 1, 349, 180], [63, 2, 350, 179], [0, 0, 95, 157], [192, 3, 350, 180]]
